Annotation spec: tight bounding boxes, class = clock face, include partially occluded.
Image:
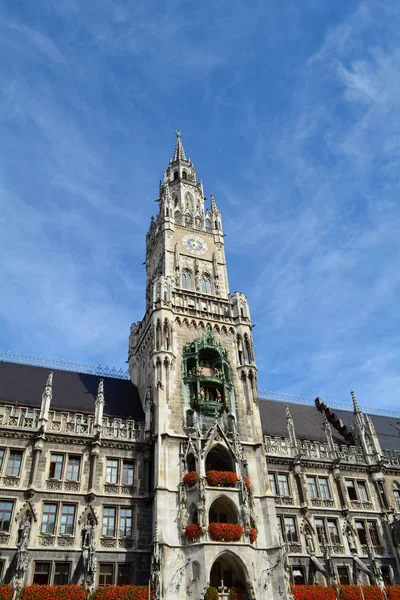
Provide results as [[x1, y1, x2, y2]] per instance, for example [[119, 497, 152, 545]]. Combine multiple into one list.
[[182, 235, 208, 255]]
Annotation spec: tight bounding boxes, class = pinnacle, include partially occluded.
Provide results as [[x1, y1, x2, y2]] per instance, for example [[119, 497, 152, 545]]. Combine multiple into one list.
[[350, 389, 361, 413], [173, 130, 187, 162]]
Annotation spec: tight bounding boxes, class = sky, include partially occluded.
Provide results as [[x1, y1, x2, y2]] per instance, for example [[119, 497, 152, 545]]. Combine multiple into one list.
[[0, 0, 399, 411]]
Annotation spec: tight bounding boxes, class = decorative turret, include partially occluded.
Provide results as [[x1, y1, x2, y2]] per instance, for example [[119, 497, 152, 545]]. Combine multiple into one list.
[[94, 379, 104, 436], [39, 372, 53, 429]]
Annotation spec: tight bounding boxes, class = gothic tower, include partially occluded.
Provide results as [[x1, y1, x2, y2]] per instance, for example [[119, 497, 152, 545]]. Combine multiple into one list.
[[128, 132, 291, 599]]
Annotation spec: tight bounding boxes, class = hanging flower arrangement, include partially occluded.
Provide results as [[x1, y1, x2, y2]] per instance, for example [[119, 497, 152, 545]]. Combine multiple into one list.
[[249, 527, 258, 543], [185, 523, 201, 541], [208, 522, 243, 541], [204, 588, 219, 600], [183, 471, 199, 486], [206, 470, 238, 487], [92, 586, 153, 600]]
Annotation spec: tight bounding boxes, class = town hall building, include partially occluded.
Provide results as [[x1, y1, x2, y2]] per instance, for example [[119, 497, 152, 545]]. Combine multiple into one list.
[[0, 133, 399, 599]]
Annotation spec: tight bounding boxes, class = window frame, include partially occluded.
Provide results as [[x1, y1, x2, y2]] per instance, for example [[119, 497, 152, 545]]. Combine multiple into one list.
[[181, 270, 193, 291], [59, 504, 76, 536], [122, 461, 135, 486], [306, 475, 331, 500], [66, 455, 81, 482], [33, 562, 51, 585], [117, 563, 131, 585], [277, 473, 290, 497], [278, 515, 298, 543], [105, 459, 119, 484], [314, 516, 341, 546], [119, 507, 133, 538], [49, 454, 64, 480], [41, 503, 58, 535], [0, 501, 14, 533], [53, 562, 70, 585], [345, 478, 370, 503], [355, 518, 381, 548], [6, 450, 23, 477], [337, 566, 351, 585], [102, 507, 117, 537], [98, 563, 114, 587]]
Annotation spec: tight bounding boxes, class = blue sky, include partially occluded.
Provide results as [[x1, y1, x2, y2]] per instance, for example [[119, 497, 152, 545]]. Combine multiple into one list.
[[0, 0, 399, 410]]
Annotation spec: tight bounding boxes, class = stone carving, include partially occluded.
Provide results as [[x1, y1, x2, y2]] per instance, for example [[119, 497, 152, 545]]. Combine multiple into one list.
[[151, 528, 162, 600], [82, 519, 97, 591], [12, 513, 32, 595]]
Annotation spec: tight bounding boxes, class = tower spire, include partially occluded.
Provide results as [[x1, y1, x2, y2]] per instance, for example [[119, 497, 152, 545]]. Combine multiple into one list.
[[173, 130, 187, 162], [350, 389, 361, 414]]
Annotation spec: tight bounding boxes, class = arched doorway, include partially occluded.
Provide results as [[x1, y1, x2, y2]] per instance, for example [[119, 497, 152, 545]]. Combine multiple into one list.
[[209, 552, 248, 599]]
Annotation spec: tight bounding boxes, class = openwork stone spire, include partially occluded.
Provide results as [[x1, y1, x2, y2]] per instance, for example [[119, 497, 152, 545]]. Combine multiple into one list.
[[173, 130, 187, 162], [350, 389, 361, 414]]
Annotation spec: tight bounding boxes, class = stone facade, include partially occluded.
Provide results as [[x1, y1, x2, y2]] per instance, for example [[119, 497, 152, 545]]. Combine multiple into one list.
[[0, 132, 399, 598]]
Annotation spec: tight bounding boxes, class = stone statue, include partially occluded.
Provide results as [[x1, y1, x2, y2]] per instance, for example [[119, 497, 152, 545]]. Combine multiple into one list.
[[346, 527, 357, 552], [305, 528, 315, 554], [17, 515, 31, 551]]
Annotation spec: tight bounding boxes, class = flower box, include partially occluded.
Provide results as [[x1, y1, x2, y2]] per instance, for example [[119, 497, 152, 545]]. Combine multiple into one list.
[[340, 586, 387, 600], [183, 471, 199, 487], [206, 470, 238, 487], [204, 588, 219, 600], [92, 586, 153, 600], [291, 586, 337, 600], [208, 522, 243, 542], [0, 586, 12, 600], [22, 586, 88, 600], [185, 523, 201, 541]]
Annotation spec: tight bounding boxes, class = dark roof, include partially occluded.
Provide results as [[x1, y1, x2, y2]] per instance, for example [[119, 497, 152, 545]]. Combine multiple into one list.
[[259, 398, 400, 452], [0, 362, 144, 420]]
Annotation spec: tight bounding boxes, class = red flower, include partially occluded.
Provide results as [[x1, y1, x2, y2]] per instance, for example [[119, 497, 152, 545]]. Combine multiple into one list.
[[92, 586, 153, 600], [291, 585, 337, 600], [208, 522, 243, 542], [206, 471, 238, 487], [185, 523, 201, 541], [388, 588, 400, 600], [204, 588, 219, 600], [243, 476, 251, 489], [0, 586, 13, 600], [230, 587, 245, 600], [249, 527, 257, 543], [183, 471, 199, 486]]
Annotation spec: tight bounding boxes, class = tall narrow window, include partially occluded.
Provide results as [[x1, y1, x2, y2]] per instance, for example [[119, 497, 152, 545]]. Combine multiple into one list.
[[102, 507, 116, 537], [60, 505, 75, 535], [122, 461, 134, 486], [66, 456, 80, 481], [6, 451, 22, 477], [356, 521, 367, 545], [357, 481, 369, 502], [120, 508, 133, 537], [315, 518, 326, 545], [307, 476, 318, 498], [345, 479, 357, 501], [268, 473, 277, 495], [393, 482, 400, 512], [201, 275, 212, 294], [0, 449, 5, 471], [284, 517, 298, 542], [49, 454, 64, 479], [278, 474, 290, 496], [319, 478, 331, 499], [182, 271, 192, 290], [106, 459, 119, 484], [367, 521, 380, 546], [0, 502, 13, 532], [41, 504, 57, 534], [327, 519, 340, 544]]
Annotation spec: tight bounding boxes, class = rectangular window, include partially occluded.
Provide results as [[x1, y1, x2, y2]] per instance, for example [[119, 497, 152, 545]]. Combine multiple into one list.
[[346, 479, 358, 501], [120, 508, 133, 537], [307, 476, 318, 498], [356, 521, 367, 545], [122, 461, 134, 486], [106, 459, 119, 484], [0, 449, 5, 471], [0, 501, 13, 532], [102, 507, 116, 537], [327, 519, 340, 544], [315, 518, 326, 545], [277, 517, 283, 540], [381, 566, 392, 586], [284, 517, 298, 542], [60, 505, 75, 535], [337, 567, 350, 585], [41, 504, 57, 534], [278, 474, 290, 496], [99, 564, 114, 586], [49, 454, 64, 479], [33, 562, 50, 585], [117, 564, 131, 585], [357, 481, 369, 502], [6, 451, 22, 477], [66, 456, 80, 481], [319, 478, 331, 499], [268, 473, 277, 495], [367, 521, 380, 546], [54, 563, 70, 585]]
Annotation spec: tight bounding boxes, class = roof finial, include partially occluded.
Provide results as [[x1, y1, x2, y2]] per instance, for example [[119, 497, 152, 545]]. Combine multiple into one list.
[[350, 389, 361, 413], [173, 130, 187, 162]]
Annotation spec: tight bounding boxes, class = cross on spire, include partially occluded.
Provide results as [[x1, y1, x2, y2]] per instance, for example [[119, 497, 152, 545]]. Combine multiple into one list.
[[173, 130, 187, 162]]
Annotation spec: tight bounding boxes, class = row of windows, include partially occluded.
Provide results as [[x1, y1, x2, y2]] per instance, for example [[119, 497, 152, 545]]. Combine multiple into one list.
[[32, 562, 132, 586], [0, 502, 134, 538], [181, 271, 212, 294], [292, 564, 392, 586], [0, 450, 137, 488], [277, 514, 381, 548], [269, 472, 374, 503]]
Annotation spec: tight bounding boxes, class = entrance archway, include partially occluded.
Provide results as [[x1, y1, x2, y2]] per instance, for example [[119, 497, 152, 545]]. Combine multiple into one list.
[[209, 552, 248, 598]]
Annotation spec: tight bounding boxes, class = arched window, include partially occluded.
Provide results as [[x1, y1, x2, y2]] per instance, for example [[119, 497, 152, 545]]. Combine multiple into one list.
[[174, 171, 179, 181], [182, 271, 192, 290], [174, 196, 179, 208], [201, 275, 212, 294], [182, 170, 187, 179], [205, 218, 211, 229], [393, 482, 400, 512]]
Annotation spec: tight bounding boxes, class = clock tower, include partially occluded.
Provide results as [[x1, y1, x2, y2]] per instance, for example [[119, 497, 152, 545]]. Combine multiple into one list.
[[128, 132, 291, 600]]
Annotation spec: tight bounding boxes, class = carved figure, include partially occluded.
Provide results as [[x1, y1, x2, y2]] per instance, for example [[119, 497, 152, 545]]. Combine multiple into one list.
[[216, 390, 222, 403], [305, 529, 315, 554], [17, 515, 31, 551], [346, 527, 356, 552]]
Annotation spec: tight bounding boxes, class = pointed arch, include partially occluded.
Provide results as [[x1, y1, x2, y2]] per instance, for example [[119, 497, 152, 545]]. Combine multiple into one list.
[[205, 443, 235, 472], [201, 273, 212, 294], [209, 551, 249, 590], [182, 270, 192, 290]]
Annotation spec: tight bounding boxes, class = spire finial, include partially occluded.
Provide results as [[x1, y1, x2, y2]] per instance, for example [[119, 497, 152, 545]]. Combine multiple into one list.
[[350, 389, 361, 413], [173, 130, 187, 162], [96, 379, 104, 405]]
